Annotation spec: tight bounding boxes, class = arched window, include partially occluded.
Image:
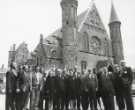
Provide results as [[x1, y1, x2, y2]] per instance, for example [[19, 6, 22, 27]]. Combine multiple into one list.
[[81, 61, 87, 71], [51, 50, 56, 58], [83, 32, 89, 51]]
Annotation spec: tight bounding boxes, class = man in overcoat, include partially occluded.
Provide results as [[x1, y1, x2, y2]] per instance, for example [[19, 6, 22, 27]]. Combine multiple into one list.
[[113, 64, 125, 110], [81, 69, 89, 110], [6, 62, 18, 110], [120, 60, 134, 110]]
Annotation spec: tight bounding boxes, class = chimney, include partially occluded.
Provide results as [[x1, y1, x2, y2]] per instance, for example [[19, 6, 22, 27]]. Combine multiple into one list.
[[13, 44, 16, 51]]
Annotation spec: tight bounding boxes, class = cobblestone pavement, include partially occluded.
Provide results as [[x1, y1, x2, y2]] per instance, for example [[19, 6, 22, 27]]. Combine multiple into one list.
[[0, 94, 135, 110]]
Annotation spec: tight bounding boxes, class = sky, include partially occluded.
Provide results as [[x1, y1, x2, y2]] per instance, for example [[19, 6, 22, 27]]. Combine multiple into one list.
[[0, 0, 135, 68]]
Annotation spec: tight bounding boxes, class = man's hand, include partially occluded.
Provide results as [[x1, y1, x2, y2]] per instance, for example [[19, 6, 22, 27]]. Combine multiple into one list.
[[16, 88, 20, 93]]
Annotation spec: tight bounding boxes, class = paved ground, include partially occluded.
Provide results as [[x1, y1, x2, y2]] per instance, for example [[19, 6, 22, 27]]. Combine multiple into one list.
[[0, 94, 135, 110], [0, 94, 5, 110]]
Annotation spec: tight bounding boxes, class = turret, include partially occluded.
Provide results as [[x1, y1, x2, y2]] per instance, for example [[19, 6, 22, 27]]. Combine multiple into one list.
[[8, 44, 16, 67], [109, 2, 124, 64], [40, 33, 44, 44], [61, 0, 78, 68], [61, 0, 78, 45]]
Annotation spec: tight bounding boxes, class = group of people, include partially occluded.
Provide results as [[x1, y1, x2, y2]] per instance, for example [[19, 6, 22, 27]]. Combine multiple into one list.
[[6, 60, 134, 110]]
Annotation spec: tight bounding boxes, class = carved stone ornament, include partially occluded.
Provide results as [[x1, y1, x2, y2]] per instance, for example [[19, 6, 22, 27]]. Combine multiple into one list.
[[90, 37, 101, 55], [88, 8, 103, 28]]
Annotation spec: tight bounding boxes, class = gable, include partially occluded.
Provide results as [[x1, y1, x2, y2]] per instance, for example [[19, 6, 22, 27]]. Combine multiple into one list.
[[78, 2, 106, 32], [77, 10, 87, 27]]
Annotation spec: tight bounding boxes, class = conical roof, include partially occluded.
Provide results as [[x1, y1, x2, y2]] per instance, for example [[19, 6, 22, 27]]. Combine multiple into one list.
[[109, 2, 120, 23]]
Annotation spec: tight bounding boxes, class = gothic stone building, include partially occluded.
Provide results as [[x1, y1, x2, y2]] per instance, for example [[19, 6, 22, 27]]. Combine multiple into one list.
[[33, 0, 124, 71], [8, 42, 30, 66]]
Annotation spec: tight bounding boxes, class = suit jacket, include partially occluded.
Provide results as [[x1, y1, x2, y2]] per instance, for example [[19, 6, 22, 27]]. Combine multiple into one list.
[[49, 76, 57, 96], [113, 71, 123, 93], [87, 74, 98, 92], [64, 74, 72, 96], [99, 73, 114, 95], [74, 76, 81, 95], [58, 76, 65, 94], [81, 74, 89, 93], [44, 75, 51, 96]]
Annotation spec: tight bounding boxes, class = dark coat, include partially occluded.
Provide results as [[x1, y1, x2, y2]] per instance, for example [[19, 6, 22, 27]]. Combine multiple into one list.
[[48, 75, 59, 97], [6, 70, 18, 94], [113, 71, 123, 93], [58, 76, 65, 95], [64, 74, 72, 97], [44, 75, 52, 97], [6, 70, 17, 110], [87, 74, 98, 91], [98, 73, 114, 96], [17, 71, 30, 92], [81, 75, 89, 93], [120, 67, 133, 88], [70, 76, 77, 98], [74, 76, 81, 96]]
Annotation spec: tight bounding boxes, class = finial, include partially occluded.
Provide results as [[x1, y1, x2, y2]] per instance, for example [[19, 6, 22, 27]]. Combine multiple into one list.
[[91, 0, 95, 4], [40, 33, 44, 43], [13, 44, 16, 51], [88, 0, 95, 9]]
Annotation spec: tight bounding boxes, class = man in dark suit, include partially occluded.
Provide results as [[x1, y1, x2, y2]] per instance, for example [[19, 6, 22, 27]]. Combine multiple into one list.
[[113, 64, 125, 110], [120, 60, 134, 110], [52, 68, 60, 110], [58, 69, 66, 110], [64, 69, 70, 110], [6, 62, 18, 110], [38, 69, 48, 110], [15, 65, 25, 110], [52, 68, 63, 110], [43, 71, 52, 110], [71, 68, 77, 109], [75, 71, 81, 110], [81, 70, 89, 110], [87, 69, 98, 110], [99, 67, 115, 110]]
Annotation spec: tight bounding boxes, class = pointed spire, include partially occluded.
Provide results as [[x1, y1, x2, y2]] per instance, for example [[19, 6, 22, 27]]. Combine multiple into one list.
[[109, 1, 120, 23], [88, 0, 95, 9]]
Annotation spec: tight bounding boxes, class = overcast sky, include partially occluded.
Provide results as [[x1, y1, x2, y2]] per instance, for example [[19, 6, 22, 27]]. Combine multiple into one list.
[[0, 0, 135, 68]]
